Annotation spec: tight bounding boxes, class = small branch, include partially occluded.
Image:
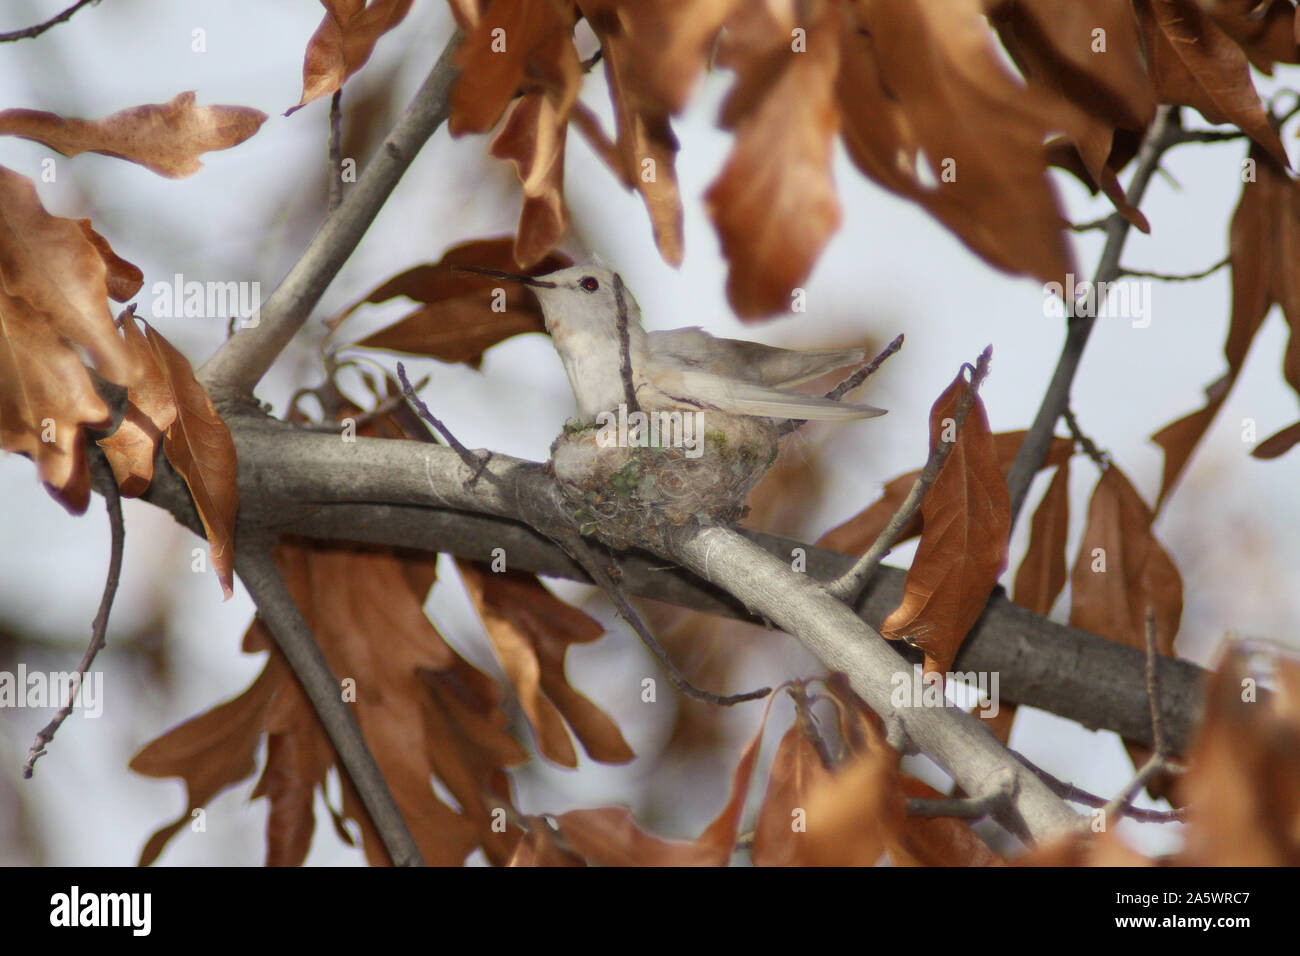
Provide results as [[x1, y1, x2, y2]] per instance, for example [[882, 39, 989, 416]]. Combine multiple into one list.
[[396, 361, 490, 484], [1143, 607, 1170, 758], [1010, 749, 1186, 823], [296, 376, 429, 432], [1097, 607, 1184, 829], [1005, 105, 1176, 529], [236, 545, 425, 866], [0, 0, 99, 43], [22, 475, 123, 777], [825, 345, 992, 605], [1062, 405, 1108, 469], [613, 273, 640, 414], [198, 29, 462, 398], [906, 767, 1015, 821], [779, 333, 904, 437], [1068, 216, 1112, 233], [327, 90, 344, 214], [789, 681, 837, 770], [1117, 256, 1228, 282], [558, 530, 770, 707]]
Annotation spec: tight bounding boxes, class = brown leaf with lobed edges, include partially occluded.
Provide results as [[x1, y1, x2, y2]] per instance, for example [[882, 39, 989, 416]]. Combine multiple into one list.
[[0, 93, 266, 178], [448, 0, 580, 135], [140, 324, 238, 598], [345, 238, 571, 365], [838, 0, 1073, 290], [881, 372, 1011, 675], [490, 93, 568, 268], [1151, 147, 1294, 510], [0, 285, 105, 514], [817, 430, 1071, 556], [0, 168, 143, 510], [130, 666, 279, 866], [1137, 0, 1289, 168], [133, 534, 531, 866], [1179, 649, 1300, 865], [456, 560, 633, 768], [705, 0, 841, 316], [548, 700, 770, 865], [293, 0, 415, 112]]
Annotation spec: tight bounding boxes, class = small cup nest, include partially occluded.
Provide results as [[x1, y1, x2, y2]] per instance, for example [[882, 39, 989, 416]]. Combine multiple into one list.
[[549, 409, 781, 552]]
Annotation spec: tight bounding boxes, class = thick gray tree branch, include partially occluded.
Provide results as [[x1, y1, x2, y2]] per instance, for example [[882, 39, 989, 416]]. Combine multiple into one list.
[[198, 31, 462, 398], [135, 411, 1207, 757]]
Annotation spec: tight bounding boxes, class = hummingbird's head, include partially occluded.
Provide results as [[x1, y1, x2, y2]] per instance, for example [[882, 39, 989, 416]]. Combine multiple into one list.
[[454, 263, 635, 335]]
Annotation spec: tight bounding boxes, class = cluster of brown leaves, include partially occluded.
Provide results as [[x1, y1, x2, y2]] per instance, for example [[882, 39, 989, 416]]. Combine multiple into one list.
[[432, 0, 1294, 317], [0, 84, 263, 585], [818, 369, 1183, 767], [1023, 647, 1300, 866], [509, 676, 998, 866], [130, 394, 632, 865]]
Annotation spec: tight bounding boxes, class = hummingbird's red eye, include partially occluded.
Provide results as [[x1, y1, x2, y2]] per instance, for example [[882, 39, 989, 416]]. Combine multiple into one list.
[[579, 276, 599, 293]]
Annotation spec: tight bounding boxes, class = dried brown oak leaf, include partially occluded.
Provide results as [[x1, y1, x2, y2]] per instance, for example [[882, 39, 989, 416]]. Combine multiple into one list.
[[0, 167, 142, 511], [456, 560, 634, 768], [880, 371, 1011, 676], [132, 539, 530, 866], [0, 93, 266, 178]]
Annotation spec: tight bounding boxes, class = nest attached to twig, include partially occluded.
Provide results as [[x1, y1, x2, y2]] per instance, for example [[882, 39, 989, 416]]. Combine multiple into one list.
[[549, 410, 781, 552]]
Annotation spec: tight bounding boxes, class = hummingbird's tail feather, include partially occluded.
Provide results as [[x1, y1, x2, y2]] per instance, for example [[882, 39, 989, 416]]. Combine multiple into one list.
[[677, 372, 887, 421], [649, 330, 865, 388]]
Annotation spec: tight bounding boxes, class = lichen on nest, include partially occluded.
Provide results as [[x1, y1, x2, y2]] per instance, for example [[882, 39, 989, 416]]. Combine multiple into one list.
[[548, 409, 781, 552]]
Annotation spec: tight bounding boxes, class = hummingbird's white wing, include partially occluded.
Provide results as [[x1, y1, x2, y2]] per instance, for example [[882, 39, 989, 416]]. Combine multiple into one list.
[[649, 328, 865, 387], [671, 369, 886, 421]]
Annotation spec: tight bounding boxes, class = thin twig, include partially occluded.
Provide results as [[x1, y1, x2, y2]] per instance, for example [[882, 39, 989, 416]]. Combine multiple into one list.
[[1117, 256, 1229, 282], [789, 681, 837, 771], [613, 273, 639, 413], [779, 333, 903, 437], [22, 476, 123, 777], [826, 345, 993, 605], [297, 376, 428, 432], [236, 545, 425, 866], [1062, 405, 1108, 469], [396, 361, 490, 484], [558, 530, 770, 707], [1005, 104, 1176, 530], [0, 0, 99, 43], [1068, 216, 1112, 233], [1096, 607, 1184, 829], [327, 90, 344, 214], [198, 30, 462, 397], [1009, 749, 1186, 823]]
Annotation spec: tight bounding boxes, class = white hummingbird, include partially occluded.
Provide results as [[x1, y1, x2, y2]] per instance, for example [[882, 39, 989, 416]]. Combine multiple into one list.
[[460, 263, 886, 423]]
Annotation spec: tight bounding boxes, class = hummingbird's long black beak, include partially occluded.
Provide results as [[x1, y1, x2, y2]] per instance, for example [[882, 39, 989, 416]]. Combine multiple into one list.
[[454, 265, 557, 288]]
